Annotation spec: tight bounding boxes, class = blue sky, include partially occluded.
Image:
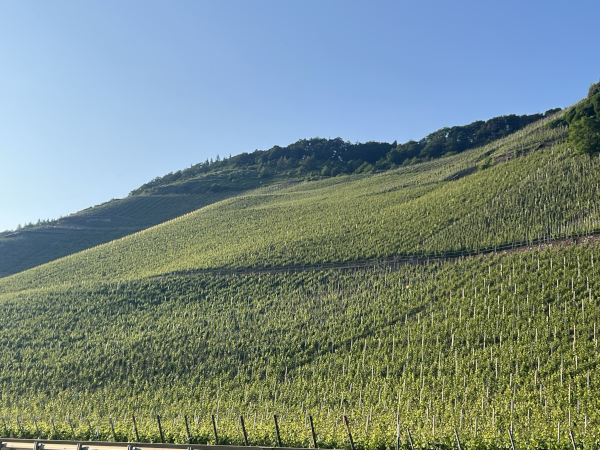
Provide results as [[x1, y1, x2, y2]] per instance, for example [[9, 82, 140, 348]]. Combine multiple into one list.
[[1, 0, 599, 231]]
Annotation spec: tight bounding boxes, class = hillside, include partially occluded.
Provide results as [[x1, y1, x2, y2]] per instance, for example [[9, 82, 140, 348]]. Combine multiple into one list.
[[1, 238, 600, 448], [1, 83, 600, 450], [0, 111, 576, 294], [0, 110, 554, 279]]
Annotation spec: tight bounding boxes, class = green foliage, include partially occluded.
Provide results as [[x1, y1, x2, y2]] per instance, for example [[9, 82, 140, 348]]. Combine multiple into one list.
[[385, 112, 555, 166], [130, 112, 553, 197], [569, 116, 600, 154], [477, 156, 493, 171], [563, 81, 600, 125]]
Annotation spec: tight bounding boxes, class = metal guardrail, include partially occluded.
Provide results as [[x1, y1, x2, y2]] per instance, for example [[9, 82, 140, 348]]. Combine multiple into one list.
[[0, 438, 317, 450]]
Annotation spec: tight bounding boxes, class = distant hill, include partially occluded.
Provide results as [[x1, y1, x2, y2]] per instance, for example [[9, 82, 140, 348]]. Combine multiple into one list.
[[0, 110, 556, 278]]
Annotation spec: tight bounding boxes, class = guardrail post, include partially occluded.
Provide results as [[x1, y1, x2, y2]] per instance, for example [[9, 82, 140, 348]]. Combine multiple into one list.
[[309, 415, 318, 449]]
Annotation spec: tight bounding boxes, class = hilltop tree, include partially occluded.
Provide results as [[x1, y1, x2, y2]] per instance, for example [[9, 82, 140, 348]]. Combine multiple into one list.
[[569, 116, 600, 154]]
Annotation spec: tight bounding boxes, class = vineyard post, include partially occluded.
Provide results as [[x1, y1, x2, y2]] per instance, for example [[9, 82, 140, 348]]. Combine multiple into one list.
[[156, 415, 165, 444], [569, 430, 577, 450], [33, 417, 40, 439], [51, 418, 57, 440], [395, 422, 400, 450], [68, 417, 77, 440], [407, 428, 415, 450], [508, 427, 516, 450], [558, 422, 561, 443], [184, 415, 191, 444], [273, 415, 282, 447], [211, 415, 219, 445], [132, 415, 140, 443], [109, 418, 117, 442], [343, 415, 355, 450], [16, 417, 23, 437], [309, 415, 318, 449], [86, 419, 93, 440], [454, 429, 463, 450], [240, 416, 249, 446]]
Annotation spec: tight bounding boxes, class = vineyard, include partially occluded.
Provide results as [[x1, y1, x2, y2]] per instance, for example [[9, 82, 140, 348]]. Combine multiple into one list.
[[0, 112, 592, 295], [1, 241, 600, 449], [2, 87, 600, 449], [0, 107, 563, 280], [0, 191, 236, 278]]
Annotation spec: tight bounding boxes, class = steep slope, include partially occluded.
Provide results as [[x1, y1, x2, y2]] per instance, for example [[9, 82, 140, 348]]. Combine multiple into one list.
[[0, 110, 553, 279], [1, 91, 597, 450], [0, 112, 576, 294], [1, 239, 599, 448], [0, 168, 291, 278]]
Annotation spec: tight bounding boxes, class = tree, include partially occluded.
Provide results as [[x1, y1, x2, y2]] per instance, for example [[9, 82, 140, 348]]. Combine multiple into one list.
[[569, 116, 600, 155]]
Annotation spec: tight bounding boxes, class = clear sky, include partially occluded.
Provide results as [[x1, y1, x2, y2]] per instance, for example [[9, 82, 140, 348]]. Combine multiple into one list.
[[1, 0, 599, 232]]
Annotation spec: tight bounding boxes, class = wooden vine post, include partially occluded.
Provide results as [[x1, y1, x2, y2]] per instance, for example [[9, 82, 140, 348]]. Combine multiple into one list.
[[454, 429, 463, 450], [309, 415, 318, 449], [273, 415, 282, 447], [211, 415, 219, 445], [240, 416, 249, 446], [132, 415, 140, 443], [508, 427, 516, 450], [569, 430, 577, 450], [407, 428, 415, 450], [156, 415, 165, 444], [343, 415, 355, 450], [184, 415, 192, 444]]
